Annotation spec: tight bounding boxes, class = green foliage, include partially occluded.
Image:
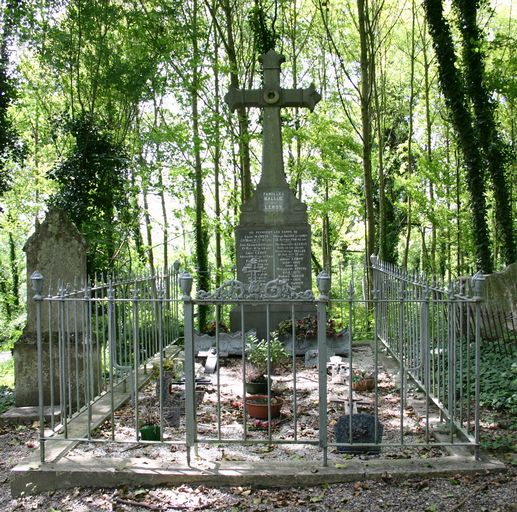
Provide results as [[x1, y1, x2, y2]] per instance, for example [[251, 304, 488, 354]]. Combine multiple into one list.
[[248, 2, 277, 55], [481, 427, 517, 453], [0, 385, 14, 415], [0, 312, 23, 350], [474, 344, 517, 413], [48, 113, 130, 273], [0, 2, 24, 196], [245, 333, 288, 376], [423, 0, 493, 272], [0, 357, 14, 389]]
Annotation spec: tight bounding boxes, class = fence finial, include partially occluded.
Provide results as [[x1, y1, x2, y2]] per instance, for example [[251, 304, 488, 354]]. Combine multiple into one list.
[[471, 271, 485, 299], [316, 271, 331, 300], [31, 271, 44, 299], [179, 271, 193, 299]]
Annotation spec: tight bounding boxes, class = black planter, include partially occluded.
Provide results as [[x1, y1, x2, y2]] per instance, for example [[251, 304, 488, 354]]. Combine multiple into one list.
[[245, 380, 269, 395]]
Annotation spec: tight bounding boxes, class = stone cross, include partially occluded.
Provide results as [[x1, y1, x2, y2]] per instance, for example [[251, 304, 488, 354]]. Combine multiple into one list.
[[225, 49, 321, 188]]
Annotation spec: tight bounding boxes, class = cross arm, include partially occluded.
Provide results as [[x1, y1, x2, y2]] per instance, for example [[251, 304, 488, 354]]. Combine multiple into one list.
[[224, 87, 263, 112], [281, 84, 322, 112]]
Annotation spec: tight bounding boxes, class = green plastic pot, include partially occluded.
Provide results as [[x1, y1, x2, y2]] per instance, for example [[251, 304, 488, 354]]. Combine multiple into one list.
[[139, 424, 161, 441]]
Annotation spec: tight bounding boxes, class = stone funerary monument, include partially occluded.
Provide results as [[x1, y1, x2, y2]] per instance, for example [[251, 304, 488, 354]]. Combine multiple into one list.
[[226, 49, 321, 337]]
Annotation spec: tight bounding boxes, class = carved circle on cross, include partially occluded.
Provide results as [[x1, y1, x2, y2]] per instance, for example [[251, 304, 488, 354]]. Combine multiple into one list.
[[264, 89, 280, 105]]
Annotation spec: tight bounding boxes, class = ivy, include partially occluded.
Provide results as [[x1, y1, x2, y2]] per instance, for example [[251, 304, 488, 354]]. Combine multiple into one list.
[[248, 1, 277, 56], [48, 113, 130, 274], [423, 0, 493, 272]]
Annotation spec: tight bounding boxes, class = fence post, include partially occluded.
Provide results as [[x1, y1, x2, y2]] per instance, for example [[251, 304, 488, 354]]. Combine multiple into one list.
[[421, 284, 431, 444], [316, 271, 331, 467], [107, 281, 116, 440], [370, 255, 381, 445], [472, 272, 485, 460], [83, 283, 92, 437], [179, 272, 195, 465], [31, 271, 46, 464]]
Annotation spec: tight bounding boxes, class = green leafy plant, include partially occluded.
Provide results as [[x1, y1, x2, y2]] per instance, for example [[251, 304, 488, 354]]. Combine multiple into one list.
[[245, 333, 288, 382], [203, 321, 229, 336], [352, 369, 373, 383], [151, 356, 183, 381]]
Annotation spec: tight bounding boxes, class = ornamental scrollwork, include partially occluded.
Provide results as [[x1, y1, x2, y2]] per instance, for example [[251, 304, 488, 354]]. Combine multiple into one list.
[[196, 278, 314, 302]]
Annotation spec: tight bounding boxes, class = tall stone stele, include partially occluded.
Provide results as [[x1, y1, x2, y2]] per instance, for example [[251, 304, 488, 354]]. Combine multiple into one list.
[[13, 207, 90, 407], [226, 49, 321, 338]]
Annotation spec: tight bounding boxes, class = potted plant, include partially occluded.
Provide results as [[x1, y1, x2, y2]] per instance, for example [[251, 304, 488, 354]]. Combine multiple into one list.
[[138, 405, 161, 441], [153, 354, 184, 401], [203, 321, 229, 336], [351, 369, 375, 392], [245, 333, 288, 395]]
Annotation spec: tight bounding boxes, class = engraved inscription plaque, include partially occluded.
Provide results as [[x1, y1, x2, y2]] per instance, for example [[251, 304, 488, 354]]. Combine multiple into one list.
[[237, 228, 310, 291], [260, 191, 287, 213]]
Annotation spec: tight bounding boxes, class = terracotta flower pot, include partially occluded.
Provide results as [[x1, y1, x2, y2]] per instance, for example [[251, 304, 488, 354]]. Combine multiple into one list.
[[245, 395, 283, 419], [352, 378, 375, 392]]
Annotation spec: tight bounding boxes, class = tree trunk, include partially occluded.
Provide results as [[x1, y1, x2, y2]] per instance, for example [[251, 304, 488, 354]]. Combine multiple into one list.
[[423, 38, 436, 274], [219, 0, 252, 202], [142, 183, 156, 278], [8, 229, 19, 309], [357, 0, 375, 291], [192, 0, 209, 330], [213, 30, 223, 287], [454, 0, 516, 266]]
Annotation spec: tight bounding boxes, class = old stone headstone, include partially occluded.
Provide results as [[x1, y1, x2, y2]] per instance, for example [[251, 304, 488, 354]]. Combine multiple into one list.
[[226, 49, 321, 338], [13, 207, 91, 407], [335, 413, 384, 454]]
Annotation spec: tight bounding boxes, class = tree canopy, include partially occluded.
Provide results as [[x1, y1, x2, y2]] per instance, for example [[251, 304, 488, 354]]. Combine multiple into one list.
[[0, 0, 515, 334]]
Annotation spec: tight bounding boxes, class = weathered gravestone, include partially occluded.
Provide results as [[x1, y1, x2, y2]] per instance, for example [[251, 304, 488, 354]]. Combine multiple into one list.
[[226, 49, 321, 338], [12, 207, 95, 407]]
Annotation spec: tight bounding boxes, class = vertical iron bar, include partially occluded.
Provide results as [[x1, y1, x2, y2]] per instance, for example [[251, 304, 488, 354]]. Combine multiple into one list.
[[107, 282, 116, 440], [32, 272, 46, 463], [133, 288, 140, 441], [472, 273, 484, 459], [316, 271, 330, 467], [241, 303, 247, 440], [180, 273, 195, 465], [291, 304, 297, 442]]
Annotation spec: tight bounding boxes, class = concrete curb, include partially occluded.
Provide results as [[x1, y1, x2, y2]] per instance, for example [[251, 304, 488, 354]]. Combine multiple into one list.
[[11, 454, 506, 497]]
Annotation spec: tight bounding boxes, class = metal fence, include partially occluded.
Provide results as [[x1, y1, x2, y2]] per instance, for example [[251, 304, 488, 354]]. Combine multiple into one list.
[[31, 257, 483, 466], [30, 264, 182, 458], [370, 255, 483, 450]]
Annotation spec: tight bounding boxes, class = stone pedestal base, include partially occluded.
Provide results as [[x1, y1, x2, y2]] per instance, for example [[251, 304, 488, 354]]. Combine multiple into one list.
[[13, 333, 101, 407]]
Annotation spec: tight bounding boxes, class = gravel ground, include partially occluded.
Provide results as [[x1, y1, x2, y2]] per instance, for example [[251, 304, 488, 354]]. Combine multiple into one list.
[[0, 425, 515, 512], [1, 346, 516, 511]]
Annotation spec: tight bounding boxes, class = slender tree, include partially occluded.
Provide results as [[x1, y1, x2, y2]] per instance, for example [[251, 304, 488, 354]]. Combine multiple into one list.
[[454, 0, 516, 266], [423, 0, 492, 272]]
